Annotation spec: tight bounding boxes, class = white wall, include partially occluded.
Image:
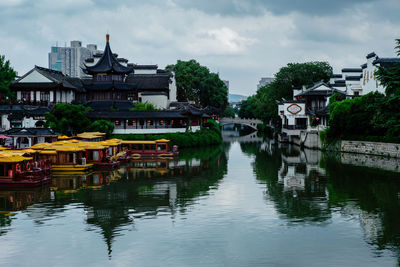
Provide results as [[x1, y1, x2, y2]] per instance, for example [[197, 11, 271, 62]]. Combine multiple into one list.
[[169, 71, 177, 102], [134, 69, 157, 74], [141, 94, 168, 109], [113, 126, 201, 135], [361, 55, 385, 95]]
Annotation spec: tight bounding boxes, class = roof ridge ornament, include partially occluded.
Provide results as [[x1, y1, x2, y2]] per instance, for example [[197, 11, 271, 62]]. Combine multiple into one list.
[[106, 33, 110, 43]]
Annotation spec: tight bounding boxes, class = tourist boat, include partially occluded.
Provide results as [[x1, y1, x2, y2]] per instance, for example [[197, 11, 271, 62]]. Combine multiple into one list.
[[0, 153, 51, 187], [52, 147, 93, 173], [82, 144, 120, 170], [121, 139, 178, 158]]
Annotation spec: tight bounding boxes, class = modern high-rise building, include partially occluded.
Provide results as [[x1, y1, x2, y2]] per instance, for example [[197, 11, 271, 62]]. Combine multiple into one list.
[[48, 41, 101, 78], [257, 77, 274, 89]]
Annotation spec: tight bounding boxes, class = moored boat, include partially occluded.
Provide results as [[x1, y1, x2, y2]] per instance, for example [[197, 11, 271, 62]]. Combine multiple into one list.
[[121, 139, 178, 158], [0, 153, 51, 187]]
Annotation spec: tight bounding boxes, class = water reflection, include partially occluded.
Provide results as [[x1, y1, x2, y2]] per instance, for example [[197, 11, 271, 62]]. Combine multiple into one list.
[[243, 142, 400, 263], [1, 141, 400, 265], [48, 145, 227, 258]]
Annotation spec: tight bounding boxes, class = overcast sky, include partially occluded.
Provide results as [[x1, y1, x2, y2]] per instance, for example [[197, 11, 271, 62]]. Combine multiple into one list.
[[1, 0, 400, 95]]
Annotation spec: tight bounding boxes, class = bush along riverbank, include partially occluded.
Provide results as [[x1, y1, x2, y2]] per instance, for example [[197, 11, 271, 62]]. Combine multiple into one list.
[[112, 120, 222, 148]]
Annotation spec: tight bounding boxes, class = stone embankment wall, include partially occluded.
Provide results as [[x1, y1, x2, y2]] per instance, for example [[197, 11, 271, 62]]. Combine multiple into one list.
[[340, 140, 400, 159], [339, 152, 400, 173], [282, 130, 400, 159]]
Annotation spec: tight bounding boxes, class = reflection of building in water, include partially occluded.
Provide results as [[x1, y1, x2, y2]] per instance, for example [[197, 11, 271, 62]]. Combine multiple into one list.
[[46, 148, 227, 258], [279, 145, 327, 199], [0, 187, 50, 212]]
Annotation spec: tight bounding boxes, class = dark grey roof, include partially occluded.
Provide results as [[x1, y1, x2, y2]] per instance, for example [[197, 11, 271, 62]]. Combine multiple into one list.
[[373, 58, 400, 64], [85, 58, 94, 63], [11, 66, 82, 92], [341, 68, 362, 72], [126, 74, 170, 90], [345, 75, 362, 81], [334, 79, 345, 84], [117, 58, 128, 63], [64, 77, 85, 92], [366, 52, 377, 59], [332, 74, 342, 78], [84, 36, 133, 75], [140, 92, 168, 96], [361, 63, 367, 69], [296, 82, 346, 97], [83, 81, 134, 91], [86, 100, 134, 111], [278, 100, 305, 104], [4, 128, 58, 136], [132, 65, 158, 70], [87, 110, 187, 119]]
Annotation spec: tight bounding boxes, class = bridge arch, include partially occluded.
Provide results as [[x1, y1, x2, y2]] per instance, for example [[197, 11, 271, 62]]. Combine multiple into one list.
[[220, 117, 263, 131]]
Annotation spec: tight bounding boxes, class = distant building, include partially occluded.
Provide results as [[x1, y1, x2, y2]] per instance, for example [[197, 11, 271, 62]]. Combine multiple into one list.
[[48, 41, 101, 78], [257, 77, 273, 90], [222, 80, 229, 91], [329, 52, 400, 97]]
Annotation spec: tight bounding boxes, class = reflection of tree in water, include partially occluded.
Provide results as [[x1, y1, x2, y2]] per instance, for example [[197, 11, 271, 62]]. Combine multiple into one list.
[[241, 142, 331, 224], [49, 145, 228, 258], [0, 186, 51, 235], [322, 155, 400, 263]]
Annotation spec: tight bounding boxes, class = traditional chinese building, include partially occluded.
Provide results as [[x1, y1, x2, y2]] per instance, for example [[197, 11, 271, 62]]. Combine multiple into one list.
[[10, 34, 177, 109]]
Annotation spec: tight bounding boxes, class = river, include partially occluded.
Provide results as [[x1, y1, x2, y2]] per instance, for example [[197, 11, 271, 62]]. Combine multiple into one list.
[[0, 139, 399, 266]]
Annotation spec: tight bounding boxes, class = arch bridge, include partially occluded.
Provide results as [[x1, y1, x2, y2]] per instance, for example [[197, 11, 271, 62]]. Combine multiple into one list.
[[220, 117, 263, 131]]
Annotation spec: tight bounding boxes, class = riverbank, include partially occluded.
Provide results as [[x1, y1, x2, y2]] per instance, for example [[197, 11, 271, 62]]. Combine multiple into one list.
[[282, 130, 400, 159], [112, 122, 222, 148]]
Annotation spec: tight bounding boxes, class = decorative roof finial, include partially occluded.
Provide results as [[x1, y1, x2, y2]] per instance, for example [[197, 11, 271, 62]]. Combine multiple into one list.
[[106, 33, 110, 43]]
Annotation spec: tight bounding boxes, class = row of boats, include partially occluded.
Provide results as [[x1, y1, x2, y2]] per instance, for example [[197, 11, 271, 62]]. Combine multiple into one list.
[[0, 132, 178, 187]]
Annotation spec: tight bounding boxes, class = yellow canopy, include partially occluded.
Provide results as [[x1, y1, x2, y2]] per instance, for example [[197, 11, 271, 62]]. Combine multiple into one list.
[[121, 140, 156, 145], [0, 156, 33, 163]]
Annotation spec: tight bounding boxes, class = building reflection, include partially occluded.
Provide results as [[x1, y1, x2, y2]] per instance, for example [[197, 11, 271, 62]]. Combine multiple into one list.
[[49, 145, 228, 258], [246, 141, 400, 262]]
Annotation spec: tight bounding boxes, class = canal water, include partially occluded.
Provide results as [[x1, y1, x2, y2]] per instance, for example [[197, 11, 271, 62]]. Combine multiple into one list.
[[0, 139, 400, 266]]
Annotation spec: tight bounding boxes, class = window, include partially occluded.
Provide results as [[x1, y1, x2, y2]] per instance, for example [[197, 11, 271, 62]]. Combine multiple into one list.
[[115, 120, 121, 126], [128, 120, 136, 126], [40, 92, 50, 102], [21, 91, 31, 101]]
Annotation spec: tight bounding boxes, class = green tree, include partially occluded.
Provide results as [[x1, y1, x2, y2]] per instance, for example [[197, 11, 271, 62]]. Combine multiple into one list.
[[87, 120, 114, 137], [130, 102, 158, 111], [221, 106, 235, 118], [253, 61, 333, 123], [238, 96, 257, 118], [376, 39, 400, 96], [45, 104, 91, 135], [166, 60, 228, 111], [0, 55, 17, 101]]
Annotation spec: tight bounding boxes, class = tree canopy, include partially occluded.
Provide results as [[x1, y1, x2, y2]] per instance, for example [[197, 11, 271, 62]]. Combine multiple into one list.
[[45, 104, 91, 135], [87, 120, 114, 137], [130, 102, 158, 111], [166, 60, 228, 111], [376, 39, 400, 96], [0, 55, 17, 101], [238, 96, 256, 119], [244, 61, 332, 123]]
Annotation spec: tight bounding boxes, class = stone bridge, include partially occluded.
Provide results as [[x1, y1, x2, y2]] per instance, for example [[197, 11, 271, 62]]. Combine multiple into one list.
[[220, 117, 263, 130]]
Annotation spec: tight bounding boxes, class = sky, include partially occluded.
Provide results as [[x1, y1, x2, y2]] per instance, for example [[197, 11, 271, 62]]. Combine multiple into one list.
[[1, 0, 400, 96]]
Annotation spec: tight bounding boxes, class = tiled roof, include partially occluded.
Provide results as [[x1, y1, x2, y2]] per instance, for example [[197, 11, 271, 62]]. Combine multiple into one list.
[[84, 36, 133, 75], [4, 127, 58, 136], [126, 74, 170, 90], [341, 68, 362, 72], [366, 52, 377, 59]]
